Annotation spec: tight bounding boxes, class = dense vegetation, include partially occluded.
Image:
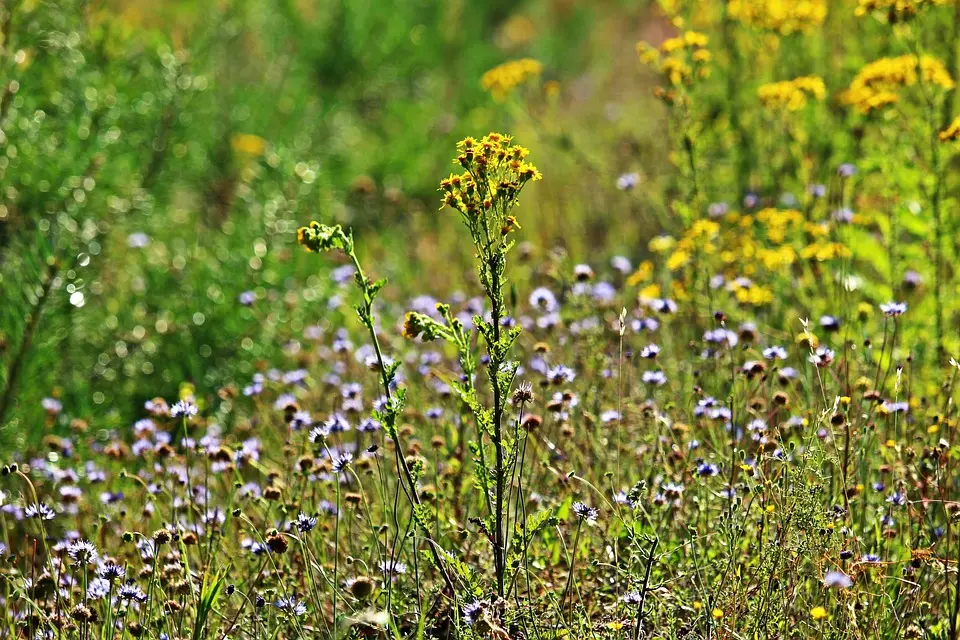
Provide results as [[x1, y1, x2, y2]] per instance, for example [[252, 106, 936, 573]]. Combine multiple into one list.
[[3, 0, 960, 638]]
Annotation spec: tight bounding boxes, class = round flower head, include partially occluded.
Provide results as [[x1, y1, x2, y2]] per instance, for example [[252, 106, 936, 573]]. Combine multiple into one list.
[[462, 599, 484, 625], [879, 301, 907, 317], [823, 571, 853, 589], [67, 540, 99, 567], [572, 501, 599, 522], [170, 400, 198, 419], [295, 512, 318, 533], [274, 596, 307, 616], [332, 452, 353, 473], [616, 172, 640, 191]]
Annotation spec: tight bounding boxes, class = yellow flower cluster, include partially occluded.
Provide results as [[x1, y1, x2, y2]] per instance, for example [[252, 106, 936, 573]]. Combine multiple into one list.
[[757, 76, 826, 111], [800, 241, 851, 261], [728, 0, 828, 34], [841, 55, 955, 113], [755, 208, 804, 243], [637, 31, 711, 88], [940, 115, 960, 142], [439, 133, 541, 223], [231, 133, 267, 156], [481, 59, 543, 101], [855, 0, 956, 20]]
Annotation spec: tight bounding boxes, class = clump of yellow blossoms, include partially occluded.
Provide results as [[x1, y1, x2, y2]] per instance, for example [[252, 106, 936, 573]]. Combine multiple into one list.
[[481, 59, 542, 101], [757, 76, 826, 111], [728, 0, 828, 34], [439, 133, 541, 247], [940, 115, 960, 142], [856, 0, 957, 21], [637, 31, 710, 88], [841, 55, 955, 114]]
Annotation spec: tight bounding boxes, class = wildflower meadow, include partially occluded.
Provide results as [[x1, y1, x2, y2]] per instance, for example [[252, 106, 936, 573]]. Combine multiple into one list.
[[4, 0, 960, 638]]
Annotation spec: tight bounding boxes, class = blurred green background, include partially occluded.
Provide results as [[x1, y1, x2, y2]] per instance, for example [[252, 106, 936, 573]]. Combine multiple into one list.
[[0, 0, 672, 445]]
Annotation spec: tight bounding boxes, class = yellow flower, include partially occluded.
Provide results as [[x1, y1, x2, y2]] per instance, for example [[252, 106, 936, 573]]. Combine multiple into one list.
[[231, 133, 267, 156], [626, 261, 654, 287], [758, 76, 826, 111], [841, 55, 954, 114], [712, 608, 724, 620], [856, 0, 954, 20], [638, 30, 710, 87], [649, 235, 676, 253], [940, 115, 960, 142], [481, 59, 542, 101], [638, 284, 662, 301], [666, 249, 691, 271], [811, 606, 828, 620], [728, 0, 828, 34]]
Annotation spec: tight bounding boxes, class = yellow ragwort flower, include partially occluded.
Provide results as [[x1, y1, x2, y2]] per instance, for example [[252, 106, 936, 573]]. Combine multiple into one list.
[[728, 0, 828, 34], [758, 76, 827, 111], [481, 59, 543, 101], [841, 55, 954, 114]]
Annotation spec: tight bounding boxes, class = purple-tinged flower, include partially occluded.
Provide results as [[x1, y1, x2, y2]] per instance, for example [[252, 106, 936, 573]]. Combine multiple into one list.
[[529, 287, 558, 312], [41, 397, 62, 414], [332, 453, 353, 473], [642, 370, 667, 386], [238, 291, 256, 305], [170, 400, 198, 419], [823, 570, 852, 588], [886, 491, 906, 506], [25, 503, 56, 521], [463, 599, 485, 625], [648, 298, 678, 314], [611, 256, 632, 273], [378, 560, 407, 580], [879, 301, 907, 317], [572, 502, 599, 522], [808, 183, 827, 198], [119, 584, 148, 602], [127, 232, 150, 248], [640, 344, 660, 359], [819, 315, 839, 331], [98, 563, 125, 581], [763, 346, 787, 360], [295, 512, 318, 533], [274, 596, 307, 616], [808, 347, 835, 367], [707, 202, 729, 218], [837, 163, 857, 177], [67, 540, 99, 567], [697, 462, 720, 477], [616, 172, 640, 191]]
